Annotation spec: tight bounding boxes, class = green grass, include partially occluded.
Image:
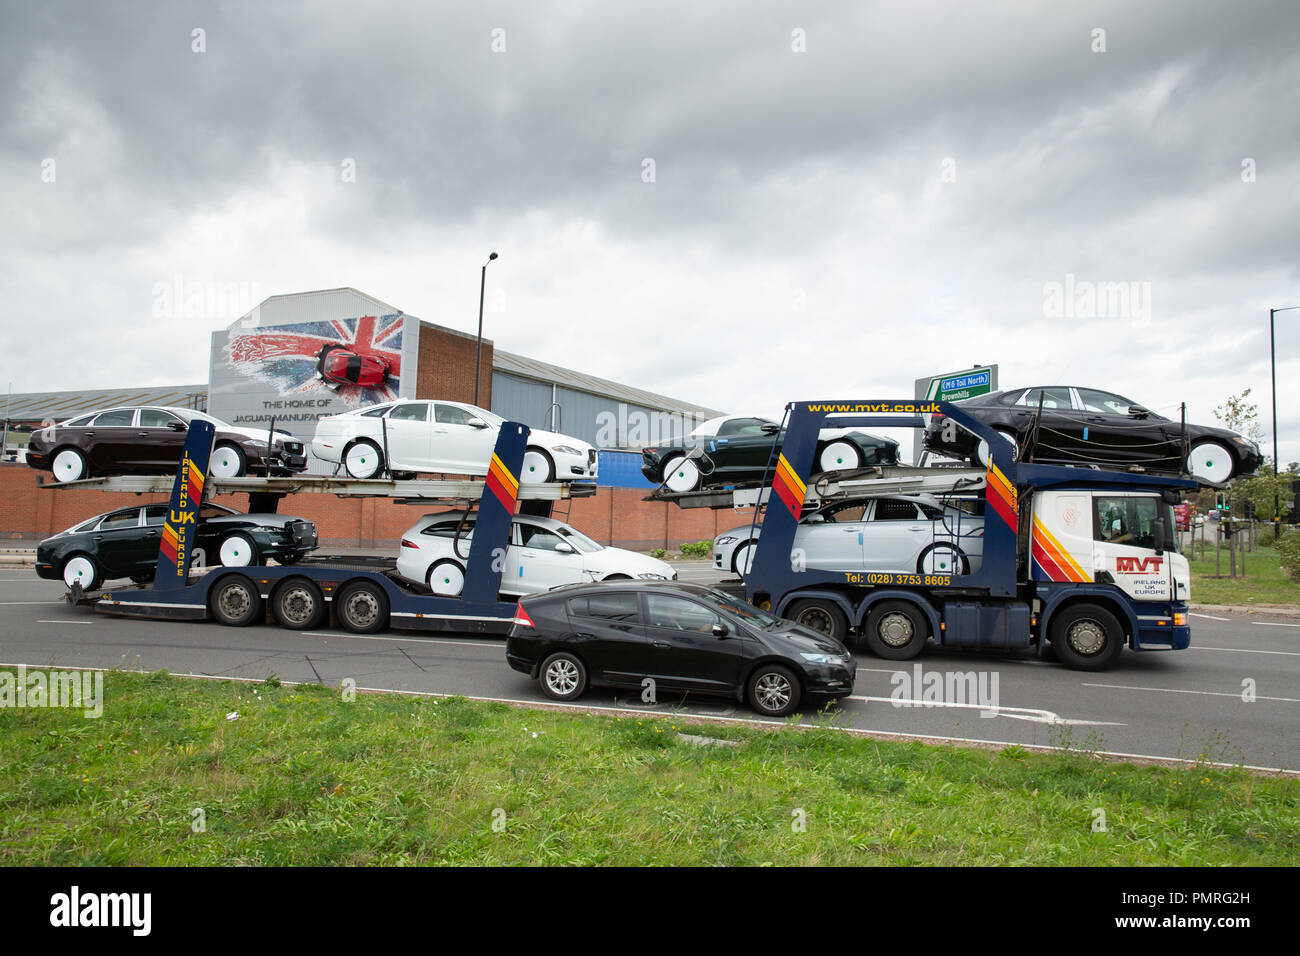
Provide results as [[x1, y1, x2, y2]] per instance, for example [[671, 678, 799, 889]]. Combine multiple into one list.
[[1189, 545, 1299, 607], [1, 670, 1297, 865]]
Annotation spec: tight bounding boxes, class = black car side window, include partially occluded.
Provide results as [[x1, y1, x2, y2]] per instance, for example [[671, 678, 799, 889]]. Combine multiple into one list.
[[90, 408, 136, 427], [568, 592, 640, 623], [98, 510, 141, 530], [143, 507, 167, 527], [139, 409, 182, 428], [645, 594, 719, 633], [873, 499, 921, 521]]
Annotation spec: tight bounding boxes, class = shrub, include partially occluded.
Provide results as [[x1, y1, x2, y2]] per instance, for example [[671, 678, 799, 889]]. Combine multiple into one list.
[[1277, 529, 1300, 581], [678, 540, 712, 558]]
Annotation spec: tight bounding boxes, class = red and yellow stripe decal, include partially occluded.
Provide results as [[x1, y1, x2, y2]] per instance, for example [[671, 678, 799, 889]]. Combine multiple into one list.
[[160, 523, 180, 565], [771, 453, 807, 519], [985, 461, 1018, 531], [1031, 515, 1090, 582], [485, 453, 520, 514], [187, 459, 205, 499]]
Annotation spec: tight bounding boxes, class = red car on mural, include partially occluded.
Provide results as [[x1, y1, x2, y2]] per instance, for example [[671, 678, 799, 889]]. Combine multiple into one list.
[[315, 343, 392, 391]]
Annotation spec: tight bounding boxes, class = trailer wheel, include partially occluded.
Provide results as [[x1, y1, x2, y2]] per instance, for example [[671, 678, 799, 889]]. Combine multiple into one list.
[[1048, 603, 1124, 671], [273, 577, 325, 631], [539, 651, 588, 701], [787, 598, 850, 643], [864, 600, 929, 660], [209, 574, 263, 627], [747, 663, 801, 717], [336, 579, 389, 634]]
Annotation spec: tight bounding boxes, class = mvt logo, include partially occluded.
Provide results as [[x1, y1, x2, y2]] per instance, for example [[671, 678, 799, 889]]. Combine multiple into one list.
[[1116, 556, 1163, 574]]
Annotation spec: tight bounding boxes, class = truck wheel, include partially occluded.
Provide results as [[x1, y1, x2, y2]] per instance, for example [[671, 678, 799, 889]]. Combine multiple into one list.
[[273, 577, 325, 630], [864, 600, 929, 660], [336, 579, 389, 634], [748, 663, 801, 717], [787, 598, 850, 643], [539, 651, 588, 701], [209, 574, 263, 627], [1049, 603, 1124, 671]]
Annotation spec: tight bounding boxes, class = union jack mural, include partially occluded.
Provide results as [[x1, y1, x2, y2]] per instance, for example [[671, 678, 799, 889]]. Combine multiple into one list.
[[224, 314, 404, 406]]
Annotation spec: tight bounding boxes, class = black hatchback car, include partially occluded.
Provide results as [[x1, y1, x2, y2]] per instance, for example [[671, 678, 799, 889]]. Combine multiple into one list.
[[36, 502, 318, 591], [506, 581, 855, 716]]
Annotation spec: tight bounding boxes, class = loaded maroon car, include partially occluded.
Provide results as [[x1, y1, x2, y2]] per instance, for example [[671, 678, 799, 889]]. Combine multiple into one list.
[[25, 405, 309, 483], [316, 344, 391, 391]]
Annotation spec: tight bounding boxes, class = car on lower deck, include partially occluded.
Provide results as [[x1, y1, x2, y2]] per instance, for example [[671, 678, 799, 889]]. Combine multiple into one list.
[[713, 494, 986, 578], [396, 511, 675, 596], [506, 581, 855, 717], [35, 502, 318, 590], [24, 405, 308, 482]]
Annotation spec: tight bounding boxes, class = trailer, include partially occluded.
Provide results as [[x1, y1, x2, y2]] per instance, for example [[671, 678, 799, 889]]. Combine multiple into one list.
[[657, 399, 1198, 671], [53, 417, 591, 636]]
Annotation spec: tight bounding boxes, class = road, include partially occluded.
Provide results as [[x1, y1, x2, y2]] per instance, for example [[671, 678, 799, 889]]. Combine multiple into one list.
[[1, 564, 1297, 771]]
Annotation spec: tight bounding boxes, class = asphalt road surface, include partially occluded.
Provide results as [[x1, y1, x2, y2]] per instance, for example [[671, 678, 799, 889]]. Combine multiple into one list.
[[1, 564, 1297, 772]]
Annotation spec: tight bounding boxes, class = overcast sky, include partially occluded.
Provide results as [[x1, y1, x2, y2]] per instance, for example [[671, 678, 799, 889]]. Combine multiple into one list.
[[2, 1, 1298, 460]]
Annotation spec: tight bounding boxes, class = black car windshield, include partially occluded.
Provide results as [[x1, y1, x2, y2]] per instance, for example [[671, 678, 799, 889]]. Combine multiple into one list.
[[696, 588, 781, 628]]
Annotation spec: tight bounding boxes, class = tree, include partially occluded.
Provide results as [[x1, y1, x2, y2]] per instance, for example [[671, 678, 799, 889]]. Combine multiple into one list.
[[1213, 387, 1264, 443]]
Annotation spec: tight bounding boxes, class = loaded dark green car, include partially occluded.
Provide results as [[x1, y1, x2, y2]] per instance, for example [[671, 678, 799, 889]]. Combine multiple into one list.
[[641, 415, 900, 493], [35, 502, 318, 591]]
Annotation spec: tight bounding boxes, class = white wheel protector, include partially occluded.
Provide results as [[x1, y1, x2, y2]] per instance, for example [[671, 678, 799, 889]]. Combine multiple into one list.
[[209, 446, 243, 478], [62, 556, 95, 588], [429, 562, 465, 596], [819, 441, 859, 472], [345, 442, 381, 478], [520, 450, 551, 484], [1188, 442, 1233, 483], [976, 430, 1018, 467], [663, 457, 700, 493], [52, 450, 85, 482], [921, 547, 960, 574], [219, 536, 254, 567], [734, 543, 755, 576]]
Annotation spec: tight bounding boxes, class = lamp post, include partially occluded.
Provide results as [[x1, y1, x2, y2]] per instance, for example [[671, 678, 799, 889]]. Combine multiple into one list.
[[1270, 305, 1300, 538], [474, 252, 498, 407]]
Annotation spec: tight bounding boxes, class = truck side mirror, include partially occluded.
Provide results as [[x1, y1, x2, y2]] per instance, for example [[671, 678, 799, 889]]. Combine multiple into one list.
[[1152, 517, 1168, 555]]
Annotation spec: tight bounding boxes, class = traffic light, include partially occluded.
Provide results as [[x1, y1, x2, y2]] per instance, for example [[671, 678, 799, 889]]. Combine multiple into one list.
[[1215, 491, 1229, 513]]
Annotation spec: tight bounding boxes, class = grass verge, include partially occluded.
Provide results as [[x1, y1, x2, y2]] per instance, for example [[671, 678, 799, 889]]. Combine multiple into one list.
[[1189, 547, 1298, 607], [1, 670, 1297, 865]]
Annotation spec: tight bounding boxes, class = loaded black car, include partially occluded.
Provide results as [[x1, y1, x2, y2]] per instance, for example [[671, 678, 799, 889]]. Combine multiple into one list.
[[922, 386, 1262, 484], [641, 415, 900, 493], [506, 580, 856, 716], [36, 502, 318, 590], [25, 405, 309, 483]]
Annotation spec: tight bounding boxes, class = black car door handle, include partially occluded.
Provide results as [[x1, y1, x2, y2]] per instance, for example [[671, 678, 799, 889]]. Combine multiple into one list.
[[651, 640, 671, 648]]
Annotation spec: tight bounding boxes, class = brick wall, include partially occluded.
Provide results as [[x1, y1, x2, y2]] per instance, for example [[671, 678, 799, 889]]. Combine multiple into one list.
[[0, 464, 755, 552], [417, 324, 493, 407]]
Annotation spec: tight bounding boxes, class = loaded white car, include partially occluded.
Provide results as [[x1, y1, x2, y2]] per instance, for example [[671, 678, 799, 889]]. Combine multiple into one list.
[[397, 511, 677, 596], [311, 399, 597, 482], [713, 494, 985, 577]]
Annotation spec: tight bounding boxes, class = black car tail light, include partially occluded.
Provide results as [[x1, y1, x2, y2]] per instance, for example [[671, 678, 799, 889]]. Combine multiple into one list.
[[513, 604, 536, 628]]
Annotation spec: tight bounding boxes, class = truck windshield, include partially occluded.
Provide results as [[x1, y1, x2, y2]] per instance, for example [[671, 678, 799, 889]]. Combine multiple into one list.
[[1092, 495, 1177, 553]]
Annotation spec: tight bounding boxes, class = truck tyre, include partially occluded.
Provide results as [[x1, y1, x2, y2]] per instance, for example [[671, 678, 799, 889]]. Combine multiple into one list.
[[1049, 603, 1124, 671], [787, 598, 851, 644], [336, 579, 389, 634], [210, 574, 263, 627], [863, 600, 929, 660], [273, 577, 326, 631]]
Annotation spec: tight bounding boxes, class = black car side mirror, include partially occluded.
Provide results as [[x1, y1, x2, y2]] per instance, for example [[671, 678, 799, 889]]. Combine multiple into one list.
[[712, 622, 730, 638], [760, 424, 780, 435], [1127, 406, 1150, 418], [168, 421, 187, 431]]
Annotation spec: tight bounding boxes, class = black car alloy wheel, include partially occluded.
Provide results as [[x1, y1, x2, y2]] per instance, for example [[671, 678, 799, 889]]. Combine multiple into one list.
[[748, 664, 801, 717]]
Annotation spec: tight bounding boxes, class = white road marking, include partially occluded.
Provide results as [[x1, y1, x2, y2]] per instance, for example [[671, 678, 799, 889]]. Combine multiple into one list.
[[299, 631, 500, 650], [1253, 621, 1300, 628], [1191, 646, 1300, 657], [1190, 612, 1230, 621], [846, 694, 1122, 726], [0, 601, 66, 606], [1084, 682, 1300, 703], [36, 620, 94, 625]]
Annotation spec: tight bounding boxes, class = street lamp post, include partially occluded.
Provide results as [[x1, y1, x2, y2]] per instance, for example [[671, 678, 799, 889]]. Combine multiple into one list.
[[1270, 305, 1300, 538], [474, 252, 498, 407]]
